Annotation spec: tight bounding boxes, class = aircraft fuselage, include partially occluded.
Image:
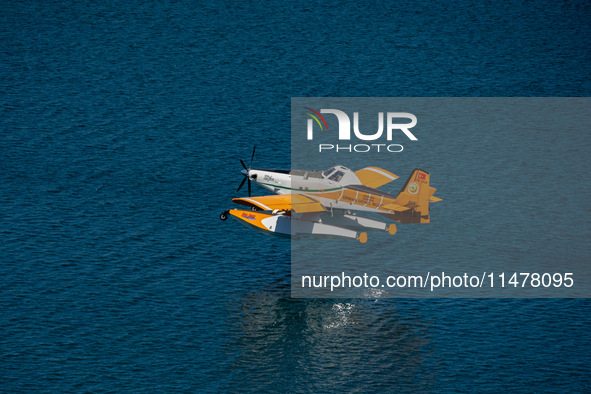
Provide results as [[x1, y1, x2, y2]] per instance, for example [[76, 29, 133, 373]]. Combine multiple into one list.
[[244, 165, 358, 196]]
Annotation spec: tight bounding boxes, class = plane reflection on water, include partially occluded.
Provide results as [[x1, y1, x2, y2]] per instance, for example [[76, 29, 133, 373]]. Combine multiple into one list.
[[222, 281, 436, 391]]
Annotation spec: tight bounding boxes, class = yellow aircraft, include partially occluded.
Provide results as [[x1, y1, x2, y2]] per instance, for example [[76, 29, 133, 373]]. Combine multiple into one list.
[[220, 148, 441, 243]]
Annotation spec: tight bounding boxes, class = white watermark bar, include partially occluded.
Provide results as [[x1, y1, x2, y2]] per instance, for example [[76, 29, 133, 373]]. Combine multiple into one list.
[[291, 98, 591, 298]]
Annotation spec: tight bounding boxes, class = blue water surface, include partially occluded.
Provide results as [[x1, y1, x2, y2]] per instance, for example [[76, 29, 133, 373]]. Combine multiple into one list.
[[1, 0, 590, 392]]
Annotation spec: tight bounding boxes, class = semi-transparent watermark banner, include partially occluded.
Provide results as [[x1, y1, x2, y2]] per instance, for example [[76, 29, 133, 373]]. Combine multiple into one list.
[[290, 98, 590, 298]]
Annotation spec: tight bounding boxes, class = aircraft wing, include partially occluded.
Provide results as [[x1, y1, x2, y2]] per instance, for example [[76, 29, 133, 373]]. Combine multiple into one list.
[[354, 167, 399, 188], [233, 194, 326, 213]]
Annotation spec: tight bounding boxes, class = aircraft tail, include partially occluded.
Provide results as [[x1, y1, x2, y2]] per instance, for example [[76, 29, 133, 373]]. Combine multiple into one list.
[[381, 169, 438, 224]]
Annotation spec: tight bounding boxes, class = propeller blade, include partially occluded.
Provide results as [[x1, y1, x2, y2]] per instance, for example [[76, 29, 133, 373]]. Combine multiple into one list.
[[240, 159, 248, 171], [248, 178, 251, 197], [237, 176, 247, 192], [250, 146, 256, 168]]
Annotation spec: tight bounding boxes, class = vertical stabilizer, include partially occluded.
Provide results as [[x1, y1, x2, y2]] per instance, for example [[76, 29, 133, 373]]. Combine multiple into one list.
[[393, 169, 431, 223]]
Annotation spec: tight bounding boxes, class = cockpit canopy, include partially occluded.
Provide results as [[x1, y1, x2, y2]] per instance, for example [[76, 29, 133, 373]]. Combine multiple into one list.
[[323, 167, 336, 177], [328, 170, 345, 182], [322, 165, 355, 183]]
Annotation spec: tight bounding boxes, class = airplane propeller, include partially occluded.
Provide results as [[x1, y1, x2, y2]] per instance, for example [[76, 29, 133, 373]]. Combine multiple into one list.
[[237, 146, 256, 197]]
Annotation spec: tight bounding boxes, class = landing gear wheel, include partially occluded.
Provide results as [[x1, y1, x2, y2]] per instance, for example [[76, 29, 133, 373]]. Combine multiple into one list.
[[220, 211, 228, 221]]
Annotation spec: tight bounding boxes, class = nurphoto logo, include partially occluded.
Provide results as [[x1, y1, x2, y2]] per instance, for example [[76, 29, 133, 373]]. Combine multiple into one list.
[[305, 108, 418, 153]]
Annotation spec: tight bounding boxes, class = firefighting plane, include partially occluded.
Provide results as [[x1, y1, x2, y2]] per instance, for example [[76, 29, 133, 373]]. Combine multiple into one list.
[[219, 147, 442, 243]]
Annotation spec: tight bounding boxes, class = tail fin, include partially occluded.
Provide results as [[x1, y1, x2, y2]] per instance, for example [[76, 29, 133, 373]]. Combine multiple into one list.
[[393, 169, 433, 223]]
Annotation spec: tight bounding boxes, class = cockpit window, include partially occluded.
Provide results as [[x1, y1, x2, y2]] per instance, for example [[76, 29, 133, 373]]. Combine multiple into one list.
[[328, 170, 345, 182], [323, 167, 336, 177]]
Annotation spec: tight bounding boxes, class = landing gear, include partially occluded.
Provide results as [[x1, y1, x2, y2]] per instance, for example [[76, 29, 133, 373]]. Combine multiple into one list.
[[220, 211, 229, 221]]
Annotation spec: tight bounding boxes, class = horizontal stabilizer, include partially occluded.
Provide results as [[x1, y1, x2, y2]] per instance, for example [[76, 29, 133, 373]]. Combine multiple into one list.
[[381, 203, 411, 212]]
